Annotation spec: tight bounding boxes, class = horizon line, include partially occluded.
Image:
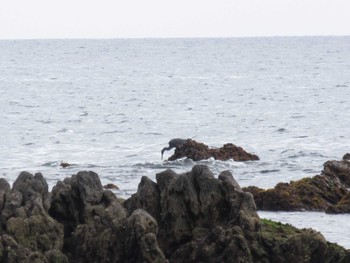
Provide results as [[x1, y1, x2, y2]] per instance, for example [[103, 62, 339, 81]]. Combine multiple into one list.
[[1, 34, 350, 41]]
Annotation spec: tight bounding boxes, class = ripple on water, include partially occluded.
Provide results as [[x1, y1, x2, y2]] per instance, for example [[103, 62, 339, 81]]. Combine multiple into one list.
[[276, 128, 288, 133], [259, 169, 280, 174]]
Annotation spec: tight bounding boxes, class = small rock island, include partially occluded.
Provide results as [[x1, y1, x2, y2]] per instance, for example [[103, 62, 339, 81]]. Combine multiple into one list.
[[167, 139, 259, 162]]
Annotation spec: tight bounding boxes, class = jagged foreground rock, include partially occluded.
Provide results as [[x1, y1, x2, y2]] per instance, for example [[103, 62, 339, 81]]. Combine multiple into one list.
[[0, 172, 66, 262], [124, 166, 349, 262], [49, 171, 165, 263], [0, 166, 349, 262], [167, 139, 260, 161], [243, 154, 350, 213]]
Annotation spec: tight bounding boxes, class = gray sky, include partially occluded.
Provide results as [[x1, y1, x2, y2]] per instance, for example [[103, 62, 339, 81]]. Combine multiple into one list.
[[1, 0, 350, 39]]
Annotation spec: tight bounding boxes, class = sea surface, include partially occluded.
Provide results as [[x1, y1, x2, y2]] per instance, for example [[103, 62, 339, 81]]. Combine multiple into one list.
[[1, 37, 349, 248]]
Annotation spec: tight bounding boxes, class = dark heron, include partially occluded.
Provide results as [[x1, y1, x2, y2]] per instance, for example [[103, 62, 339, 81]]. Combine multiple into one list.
[[161, 138, 186, 159]]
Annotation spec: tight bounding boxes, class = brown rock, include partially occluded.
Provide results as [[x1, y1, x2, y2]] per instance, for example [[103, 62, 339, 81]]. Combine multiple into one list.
[[326, 192, 350, 214], [322, 156, 350, 187], [244, 155, 350, 213], [103, 183, 119, 190], [168, 139, 259, 161], [244, 175, 348, 211], [60, 162, 71, 168], [342, 153, 350, 161]]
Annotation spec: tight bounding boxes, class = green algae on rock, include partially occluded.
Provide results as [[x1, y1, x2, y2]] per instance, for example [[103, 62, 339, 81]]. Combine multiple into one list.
[[244, 154, 350, 213]]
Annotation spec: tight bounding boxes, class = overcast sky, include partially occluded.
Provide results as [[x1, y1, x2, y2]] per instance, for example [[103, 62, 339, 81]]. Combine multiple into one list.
[[1, 0, 350, 39]]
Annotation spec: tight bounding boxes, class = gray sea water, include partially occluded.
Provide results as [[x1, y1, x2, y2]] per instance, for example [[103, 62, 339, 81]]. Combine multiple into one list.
[[1, 37, 350, 248]]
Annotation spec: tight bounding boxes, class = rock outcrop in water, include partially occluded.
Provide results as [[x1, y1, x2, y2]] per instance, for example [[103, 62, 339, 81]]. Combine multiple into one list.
[[167, 139, 260, 162], [243, 154, 350, 213], [0, 166, 349, 262]]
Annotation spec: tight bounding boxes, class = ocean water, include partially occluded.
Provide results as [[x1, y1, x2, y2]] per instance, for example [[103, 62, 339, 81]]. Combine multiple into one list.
[[1, 37, 350, 248]]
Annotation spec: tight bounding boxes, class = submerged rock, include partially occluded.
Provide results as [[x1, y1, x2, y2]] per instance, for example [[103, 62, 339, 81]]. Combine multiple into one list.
[[60, 162, 73, 168], [167, 139, 259, 161], [243, 154, 350, 213], [0, 167, 349, 262]]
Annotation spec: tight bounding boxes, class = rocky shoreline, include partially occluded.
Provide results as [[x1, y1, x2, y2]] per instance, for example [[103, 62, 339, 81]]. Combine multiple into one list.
[[0, 165, 349, 262]]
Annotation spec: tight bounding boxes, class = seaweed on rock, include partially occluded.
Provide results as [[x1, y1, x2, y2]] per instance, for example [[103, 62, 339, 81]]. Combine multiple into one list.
[[243, 154, 350, 214]]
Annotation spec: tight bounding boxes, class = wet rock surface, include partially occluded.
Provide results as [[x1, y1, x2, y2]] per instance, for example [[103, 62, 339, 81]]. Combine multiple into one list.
[[0, 165, 349, 262], [243, 154, 350, 213], [167, 139, 260, 161]]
